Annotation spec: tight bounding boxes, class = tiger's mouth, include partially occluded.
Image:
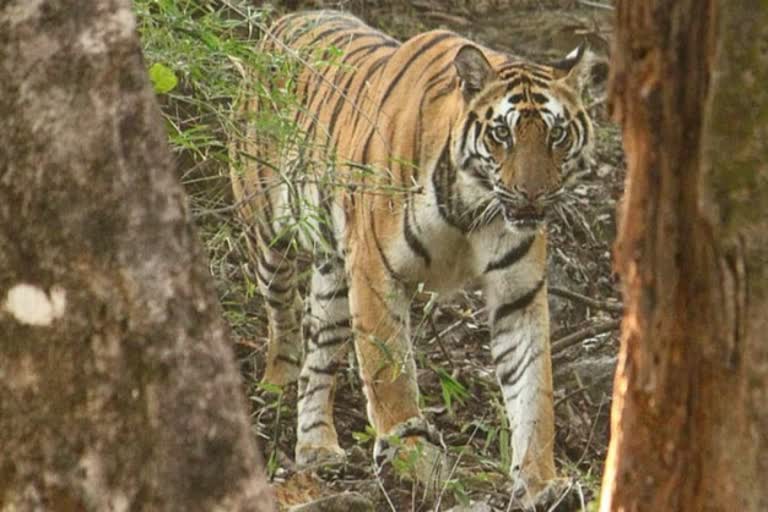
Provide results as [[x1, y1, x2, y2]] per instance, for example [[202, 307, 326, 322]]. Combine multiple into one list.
[[502, 204, 546, 229]]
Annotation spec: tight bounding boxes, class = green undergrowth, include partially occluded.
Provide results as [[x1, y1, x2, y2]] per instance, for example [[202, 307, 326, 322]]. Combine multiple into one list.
[[134, 0, 281, 343]]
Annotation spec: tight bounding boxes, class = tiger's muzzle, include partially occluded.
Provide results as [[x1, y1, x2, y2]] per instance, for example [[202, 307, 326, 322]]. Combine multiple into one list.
[[495, 184, 553, 229], [502, 201, 547, 229]]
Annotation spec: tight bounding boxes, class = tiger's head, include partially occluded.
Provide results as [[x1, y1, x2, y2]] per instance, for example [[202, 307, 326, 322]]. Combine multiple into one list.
[[450, 44, 594, 231]]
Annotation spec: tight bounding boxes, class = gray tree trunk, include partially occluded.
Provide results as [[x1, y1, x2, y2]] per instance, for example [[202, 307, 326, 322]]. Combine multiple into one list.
[[0, 2, 275, 510], [601, 1, 768, 510]]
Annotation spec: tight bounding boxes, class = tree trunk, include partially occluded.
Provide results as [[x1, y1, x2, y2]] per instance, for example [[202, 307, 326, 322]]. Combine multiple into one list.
[[601, 1, 768, 510], [0, 2, 275, 510]]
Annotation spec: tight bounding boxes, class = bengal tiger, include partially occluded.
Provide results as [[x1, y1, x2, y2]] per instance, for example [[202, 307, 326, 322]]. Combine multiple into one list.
[[230, 10, 593, 501]]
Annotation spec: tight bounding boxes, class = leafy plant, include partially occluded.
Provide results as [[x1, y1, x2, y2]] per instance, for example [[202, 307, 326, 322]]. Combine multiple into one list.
[[431, 365, 470, 417], [133, 0, 287, 343]]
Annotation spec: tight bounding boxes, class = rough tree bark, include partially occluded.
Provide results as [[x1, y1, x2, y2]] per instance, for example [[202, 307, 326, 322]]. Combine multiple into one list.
[[0, 1, 275, 510], [601, 1, 768, 511]]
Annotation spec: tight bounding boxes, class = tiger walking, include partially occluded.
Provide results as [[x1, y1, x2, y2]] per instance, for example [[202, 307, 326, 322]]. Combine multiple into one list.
[[230, 10, 593, 503]]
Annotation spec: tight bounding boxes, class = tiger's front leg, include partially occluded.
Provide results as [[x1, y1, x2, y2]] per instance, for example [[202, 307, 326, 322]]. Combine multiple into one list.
[[481, 232, 556, 499], [346, 247, 426, 458]]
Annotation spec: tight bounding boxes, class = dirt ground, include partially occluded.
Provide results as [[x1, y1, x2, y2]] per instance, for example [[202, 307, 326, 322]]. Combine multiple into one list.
[[231, 1, 624, 510]]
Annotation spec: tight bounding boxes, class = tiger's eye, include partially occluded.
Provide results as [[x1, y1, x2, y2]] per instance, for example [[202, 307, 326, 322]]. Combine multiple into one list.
[[492, 125, 511, 142], [550, 125, 566, 142]]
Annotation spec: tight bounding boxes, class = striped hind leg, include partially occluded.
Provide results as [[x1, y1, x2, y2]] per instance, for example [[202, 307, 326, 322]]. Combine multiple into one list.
[[248, 227, 303, 386], [295, 255, 352, 466]]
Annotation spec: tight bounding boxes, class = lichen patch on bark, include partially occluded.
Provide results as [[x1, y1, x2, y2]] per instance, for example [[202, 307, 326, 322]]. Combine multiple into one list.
[[3, 283, 66, 326]]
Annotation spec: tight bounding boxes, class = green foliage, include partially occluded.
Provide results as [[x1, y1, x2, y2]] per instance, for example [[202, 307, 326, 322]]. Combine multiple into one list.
[[133, 0, 284, 341], [148, 62, 178, 93], [431, 365, 470, 416], [352, 425, 377, 445], [135, 0, 272, 159]]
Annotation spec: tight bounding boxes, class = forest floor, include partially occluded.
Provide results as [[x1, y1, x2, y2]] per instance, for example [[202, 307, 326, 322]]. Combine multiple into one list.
[[207, 1, 624, 510]]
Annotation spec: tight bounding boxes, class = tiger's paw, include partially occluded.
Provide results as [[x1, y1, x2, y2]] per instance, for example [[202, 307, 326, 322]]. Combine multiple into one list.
[[507, 477, 579, 511], [373, 418, 452, 495], [295, 443, 347, 471], [262, 359, 301, 386]]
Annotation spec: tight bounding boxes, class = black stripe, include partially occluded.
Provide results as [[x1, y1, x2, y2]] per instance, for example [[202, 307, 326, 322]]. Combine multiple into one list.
[[460, 112, 478, 153], [269, 14, 301, 41], [501, 348, 543, 388], [344, 40, 398, 62], [276, 354, 301, 366], [315, 318, 352, 336], [397, 425, 431, 439], [326, 46, 389, 139], [255, 266, 293, 294], [491, 339, 517, 365], [424, 61, 454, 94], [315, 257, 341, 275], [485, 235, 536, 273], [299, 383, 331, 401], [301, 420, 331, 433], [502, 75, 531, 87], [370, 217, 401, 280], [265, 295, 293, 310], [403, 206, 431, 265], [505, 77, 525, 89], [314, 335, 348, 348], [304, 32, 369, 115], [498, 340, 534, 384], [529, 72, 552, 82], [306, 26, 347, 47], [301, 404, 324, 415], [379, 32, 455, 109], [428, 82, 455, 104], [315, 287, 349, 301], [432, 143, 465, 231], [492, 279, 545, 325], [308, 363, 338, 375], [349, 54, 392, 135], [256, 250, 287, 276]]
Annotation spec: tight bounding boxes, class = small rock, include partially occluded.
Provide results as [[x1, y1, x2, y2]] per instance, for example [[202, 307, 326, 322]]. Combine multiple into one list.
[[596, 164, 613, 178], [445, 502, 493, 512], [287, 492, 374, 512]]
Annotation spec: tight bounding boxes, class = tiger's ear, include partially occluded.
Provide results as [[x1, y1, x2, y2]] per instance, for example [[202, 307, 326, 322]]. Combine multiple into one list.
[[551, 43, 592, 92], [454, 45, 496, 101]]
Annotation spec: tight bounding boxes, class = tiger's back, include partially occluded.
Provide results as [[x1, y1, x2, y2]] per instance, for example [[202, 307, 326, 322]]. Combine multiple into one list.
[[231, 10, 594, 503]]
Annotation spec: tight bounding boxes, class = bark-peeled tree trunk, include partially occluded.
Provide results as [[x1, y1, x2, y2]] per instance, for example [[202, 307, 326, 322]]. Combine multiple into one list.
[[0, 2, 275, 511], [601, 1, 768, 511]]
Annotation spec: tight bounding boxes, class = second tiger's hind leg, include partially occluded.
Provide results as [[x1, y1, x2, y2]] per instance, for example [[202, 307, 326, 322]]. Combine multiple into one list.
[[295, 255, 352, 466]]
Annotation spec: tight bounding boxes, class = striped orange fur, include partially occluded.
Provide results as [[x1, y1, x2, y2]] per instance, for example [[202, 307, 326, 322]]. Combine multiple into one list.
[[230, 10, 593, 499]]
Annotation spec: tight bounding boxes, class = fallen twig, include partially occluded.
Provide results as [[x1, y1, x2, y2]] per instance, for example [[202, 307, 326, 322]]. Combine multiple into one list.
[[428, 314, 456, 370], [551, 319, 621, 355], [577, 0, 615, 10], [550, 286, 623, 313]]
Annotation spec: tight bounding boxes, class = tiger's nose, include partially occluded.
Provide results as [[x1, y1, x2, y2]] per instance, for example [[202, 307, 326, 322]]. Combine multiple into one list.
[[511, 184, 545, 203]]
